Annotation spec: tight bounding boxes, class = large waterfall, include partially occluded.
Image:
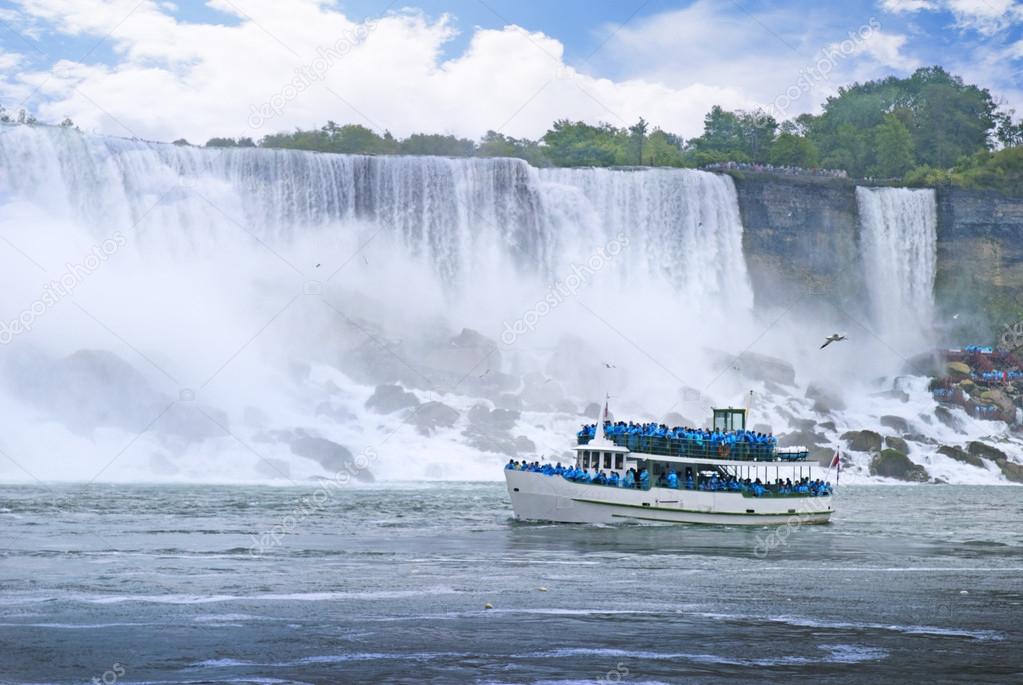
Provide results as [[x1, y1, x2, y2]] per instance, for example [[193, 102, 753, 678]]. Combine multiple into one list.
[[0, 125, 759, 482], [856, 186, 938, 354]]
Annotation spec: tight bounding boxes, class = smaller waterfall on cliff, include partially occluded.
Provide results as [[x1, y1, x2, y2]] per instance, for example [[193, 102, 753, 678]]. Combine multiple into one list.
[[856, 186, 937, 354]]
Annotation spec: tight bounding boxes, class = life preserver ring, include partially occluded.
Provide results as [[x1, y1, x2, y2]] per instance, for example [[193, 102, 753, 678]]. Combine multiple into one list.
[[718, 443, 731, 458]]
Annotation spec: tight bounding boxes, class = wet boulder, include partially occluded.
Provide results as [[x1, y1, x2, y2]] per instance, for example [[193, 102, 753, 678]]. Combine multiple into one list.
[[289, 436, 374, 482], [880, 415, 910, 434], [884, 435, 910, 455], [366, 384, 419, 414], [934, 406, 967, 433], [468, 404, 519, 432], [407, 401, 459, 435], [967, 441, 1008, 462], [937, 445, 984, 468], [806, 384, 846, 413], [869, 449, 929, 482], [728, 352, 796, 386], [841, 429, 883, 452], [946, 361, 972, 379], [316, 401, 357, 423]]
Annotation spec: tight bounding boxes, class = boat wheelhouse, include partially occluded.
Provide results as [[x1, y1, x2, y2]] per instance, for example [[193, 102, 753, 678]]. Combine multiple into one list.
[[505, 407, 834, 525]]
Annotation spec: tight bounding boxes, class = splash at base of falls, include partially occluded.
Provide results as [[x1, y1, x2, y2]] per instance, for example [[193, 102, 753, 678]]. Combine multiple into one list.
[[0, 125, 1018, 484]]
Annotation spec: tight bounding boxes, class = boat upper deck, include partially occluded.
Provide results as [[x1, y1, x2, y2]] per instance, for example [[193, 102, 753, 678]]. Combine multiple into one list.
[[578, 425, 808, 462]]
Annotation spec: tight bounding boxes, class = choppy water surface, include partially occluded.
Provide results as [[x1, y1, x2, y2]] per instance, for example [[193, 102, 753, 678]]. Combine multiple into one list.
[[0, 484, 1021, 684]]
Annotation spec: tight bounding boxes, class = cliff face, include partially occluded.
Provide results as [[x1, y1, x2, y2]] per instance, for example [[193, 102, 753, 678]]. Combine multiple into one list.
[[729, 172, 1023, 342], [934, 187, 1023, 341], [729, 173, 865, 312]]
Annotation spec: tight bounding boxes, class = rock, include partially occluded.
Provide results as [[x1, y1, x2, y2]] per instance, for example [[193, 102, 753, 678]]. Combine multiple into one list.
[[468, 404, 519, 432], [494, 393, 523, 411], [841, 429, 883, 452], [407, 401, 459, 435], [880, 415, 910, 434], [905, 432, 939, 445], [946, 361, 972, 379], [979, 388, 1015, 414], [937, 445, 984, 468], [752, 423, 774, 434], [316, 401, 357, 423], [663, 412, 696, 427], [582, 402, 602, 419], [730, 352, 797, 386], [514, 435, 537, 454], [806, 384, 846, 413], [967, 441, 1008, 462], [997, 459, 1023, 483], [818, 421, 836, 432], [290, 436, 374, 482], [778, 430, 827, 448], [869, 449, 929, 482], [934, 406, 967, 433], [885, 436, 910, 455], [366, 384, 419, 414], [555, 400, 577, 414], [810, 447, 836, 465]]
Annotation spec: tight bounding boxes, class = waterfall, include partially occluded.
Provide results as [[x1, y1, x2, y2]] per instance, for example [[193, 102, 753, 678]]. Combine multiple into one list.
[[856, 186, 937, 353], [0, 124, 757, 481]]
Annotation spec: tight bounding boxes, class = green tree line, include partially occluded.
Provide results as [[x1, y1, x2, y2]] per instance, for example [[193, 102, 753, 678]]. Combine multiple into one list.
[[197, 67, 1020, 193]]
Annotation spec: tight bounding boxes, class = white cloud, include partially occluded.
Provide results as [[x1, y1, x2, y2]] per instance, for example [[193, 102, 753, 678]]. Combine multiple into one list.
[[0, 0, 775, 141], [844, 30, 921, 70], [880, 0, 938, 13]]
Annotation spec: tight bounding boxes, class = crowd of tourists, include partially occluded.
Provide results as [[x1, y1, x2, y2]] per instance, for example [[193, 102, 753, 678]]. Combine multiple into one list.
[[577, 421, 779, 460], [702, 161, 848, 178], [506, 460, 832, 497]]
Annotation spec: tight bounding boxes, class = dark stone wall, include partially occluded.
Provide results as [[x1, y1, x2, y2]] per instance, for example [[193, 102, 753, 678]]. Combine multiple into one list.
[[934, 187, 1023, 341], [726, 171, 1023, 343], [728, 172, 865, 313]]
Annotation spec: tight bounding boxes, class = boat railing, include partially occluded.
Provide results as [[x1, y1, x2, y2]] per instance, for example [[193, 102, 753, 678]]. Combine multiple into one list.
[[577, 434, 807, 462]]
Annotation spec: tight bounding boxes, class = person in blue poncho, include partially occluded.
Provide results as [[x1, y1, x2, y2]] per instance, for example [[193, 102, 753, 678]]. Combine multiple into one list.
[[638, 468, 650, 490], [667, 469, 679, 489]]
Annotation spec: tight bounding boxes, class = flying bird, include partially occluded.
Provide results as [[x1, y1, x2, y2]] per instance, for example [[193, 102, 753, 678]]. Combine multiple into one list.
[[479, 368, 491, 379], [315, 263, 321, 268], [603, 362, 616, 369], [820, 333, 847, 349], [952, 313, 960, 320]]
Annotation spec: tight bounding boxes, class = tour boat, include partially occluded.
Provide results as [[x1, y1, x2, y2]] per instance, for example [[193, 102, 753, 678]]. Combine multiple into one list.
[[505, 406, 834, 525]]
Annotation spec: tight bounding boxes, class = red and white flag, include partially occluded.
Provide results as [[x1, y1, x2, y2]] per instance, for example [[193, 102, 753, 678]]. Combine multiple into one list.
[[830, 451, 841, 482]]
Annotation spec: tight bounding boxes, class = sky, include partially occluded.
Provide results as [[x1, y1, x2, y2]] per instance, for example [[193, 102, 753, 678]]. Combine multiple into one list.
[[0, 0, 1020, 144]]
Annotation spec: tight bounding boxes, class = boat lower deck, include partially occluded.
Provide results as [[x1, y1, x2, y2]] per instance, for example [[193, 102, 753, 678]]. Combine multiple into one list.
[[506, 470, 834, 525]]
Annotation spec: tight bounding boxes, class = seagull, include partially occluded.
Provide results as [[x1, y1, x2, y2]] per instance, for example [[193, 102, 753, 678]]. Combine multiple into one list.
[[952, 313, 960, 320], [363, 256, 369, 265], [603, 362, 616, 369], [543, 377, 554, 384], [315, 263, 321, 268], [819, 333, 847, 349], [479, 368, 490, 379]]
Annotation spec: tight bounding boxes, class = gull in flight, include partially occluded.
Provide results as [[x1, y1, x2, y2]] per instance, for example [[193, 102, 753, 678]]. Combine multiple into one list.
[[603, 362, 616, 369], [820, 333, 847, 349]]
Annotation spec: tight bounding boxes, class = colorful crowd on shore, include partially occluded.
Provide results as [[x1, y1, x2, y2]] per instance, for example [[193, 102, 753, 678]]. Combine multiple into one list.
[[506, 460, 832, 497]]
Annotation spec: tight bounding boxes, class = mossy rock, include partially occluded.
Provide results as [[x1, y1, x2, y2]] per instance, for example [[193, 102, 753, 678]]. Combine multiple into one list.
[[869, 449, 929, 482], [946, 361, 972, 378], [937, 445, 985, 468], [884, 435, 910, 455], [841, 429, 883, 452], [967, 441, 1008, 462]]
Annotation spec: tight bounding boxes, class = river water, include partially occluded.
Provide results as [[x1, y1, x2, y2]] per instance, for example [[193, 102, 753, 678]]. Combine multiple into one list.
[[0, 483, 1020, 684]]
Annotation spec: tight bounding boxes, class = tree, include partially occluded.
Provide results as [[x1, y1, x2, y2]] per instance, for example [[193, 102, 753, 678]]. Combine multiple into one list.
[[541, 120, 623, 167], [872, 114, 915, 178], [768, 133, 819, 167], [172, 138, 191, 146], [399, 133, 475, 156], [628, 117, 649, 165], [644, 129, 686, 167]]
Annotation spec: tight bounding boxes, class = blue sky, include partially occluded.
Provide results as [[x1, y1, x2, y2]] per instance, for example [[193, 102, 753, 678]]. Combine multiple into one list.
[[0, 0, 1020, 142]]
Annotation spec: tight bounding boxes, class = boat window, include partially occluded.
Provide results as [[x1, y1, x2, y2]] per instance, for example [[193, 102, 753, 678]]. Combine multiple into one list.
[[603, 452, 612, 469], [615, 453, 623, 470], [583, 452, 590, 469]]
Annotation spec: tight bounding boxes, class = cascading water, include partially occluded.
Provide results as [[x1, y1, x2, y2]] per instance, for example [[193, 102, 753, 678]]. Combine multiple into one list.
[[856, 186, 938, 354], [0, 125, 1016, 483], [0, 125, 759, 481]]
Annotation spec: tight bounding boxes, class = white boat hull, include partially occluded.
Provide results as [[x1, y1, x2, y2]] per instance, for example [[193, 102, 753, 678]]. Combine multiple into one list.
[[505, 470, 833, 525]]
